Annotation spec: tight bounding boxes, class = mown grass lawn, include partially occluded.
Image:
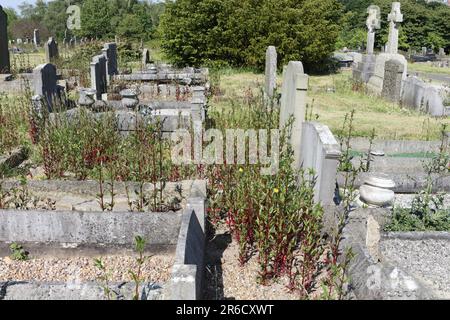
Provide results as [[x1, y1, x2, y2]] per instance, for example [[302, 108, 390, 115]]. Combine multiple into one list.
[[212, 68, 449, 140]]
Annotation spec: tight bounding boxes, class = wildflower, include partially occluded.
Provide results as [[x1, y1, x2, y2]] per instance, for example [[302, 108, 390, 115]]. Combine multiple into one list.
[[273, 188, 279, 193], [239, 167, 243, 172]]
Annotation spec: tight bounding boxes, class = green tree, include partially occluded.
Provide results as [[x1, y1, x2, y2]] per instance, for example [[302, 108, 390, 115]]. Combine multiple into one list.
[[160, 0, 343, 71]]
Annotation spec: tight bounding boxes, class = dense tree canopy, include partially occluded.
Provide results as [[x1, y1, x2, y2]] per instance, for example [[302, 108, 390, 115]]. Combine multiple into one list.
[[4, 0, 163, 42], [160, 0, 343, 71], [337, 0, 450, 52]]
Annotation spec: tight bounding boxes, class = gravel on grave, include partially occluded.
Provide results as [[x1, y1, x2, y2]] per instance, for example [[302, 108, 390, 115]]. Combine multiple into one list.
[[380, 238, 450, 299], [393, 194, 450, 209], [203, 224, 325, 300], [0, 254, 174, 283]]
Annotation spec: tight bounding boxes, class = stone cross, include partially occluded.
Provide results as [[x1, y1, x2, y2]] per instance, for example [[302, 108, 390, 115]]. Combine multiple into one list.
[[44, 37, 59, 63], [386, 2, 403, 55], [366, 5, 380, 55], [265, 46, 277, 98], [0, 6, 10, 73], [33, 29, 40, 47]]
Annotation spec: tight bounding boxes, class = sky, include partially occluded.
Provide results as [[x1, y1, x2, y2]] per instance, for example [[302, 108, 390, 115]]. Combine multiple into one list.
[[0, 0, 36, 11]]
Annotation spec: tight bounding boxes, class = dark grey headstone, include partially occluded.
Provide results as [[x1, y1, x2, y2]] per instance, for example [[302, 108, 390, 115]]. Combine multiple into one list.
[[102, 42, 118, 76], [0, 6, 10, 73], [33, 63, 59, 110], [90, 54, 108, 100], [44, 37, 59, 63]]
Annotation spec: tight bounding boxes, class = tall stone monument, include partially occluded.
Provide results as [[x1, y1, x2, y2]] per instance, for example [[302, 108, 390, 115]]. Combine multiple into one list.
[[0, 6, 10, 73], [367, 2, 407, 96], [352, 5, 380, 83], [386, 2, 403, 55], [366, 5, 381, 55], [265, 46, 277, 99]]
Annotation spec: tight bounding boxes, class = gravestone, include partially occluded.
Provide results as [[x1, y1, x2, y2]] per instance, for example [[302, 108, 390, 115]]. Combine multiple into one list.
[[33, 29, 40, 47], [0, 6, 10, 73], [17, 38, 22, 45], [367, 2, 407, 95], [366, 5, 381, 55], [90, 54, 108, 100], [142, 48, 151, 68], [422, 47, 427, 56], [352, 5, 380, 83], [386, 2, 403, 55], [33, 63, 59, 110], [264, 46, 277, 98], [102, 42, 118, 78], [382, 59, 404, 103], [438, 48, 445, 57], [44, 37, 59, 63], [280, 61, 308, 169], [69, 38, 75, 48]]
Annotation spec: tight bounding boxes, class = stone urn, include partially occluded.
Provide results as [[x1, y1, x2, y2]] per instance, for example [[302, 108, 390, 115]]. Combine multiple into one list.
[[78, 88, 96, 107], [120, 89, 140, 110], [359, 175, 396, 207]]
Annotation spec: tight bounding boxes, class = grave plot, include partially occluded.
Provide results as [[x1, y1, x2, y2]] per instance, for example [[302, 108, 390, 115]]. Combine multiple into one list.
[[0, 179, 207, 300], [332, 115, 449, 299]]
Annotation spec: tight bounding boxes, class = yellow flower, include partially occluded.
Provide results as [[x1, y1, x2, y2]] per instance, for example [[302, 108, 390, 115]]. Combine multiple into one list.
[[239, 168, 243, 172], [273, 188, 279, 193]]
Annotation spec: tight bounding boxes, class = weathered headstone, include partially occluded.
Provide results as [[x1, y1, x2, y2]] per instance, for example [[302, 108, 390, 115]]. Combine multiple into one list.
[[438, 48, 445, 57], [44, 37, 59, 63], [90, 54, 108, 100], [382, 59, 404, 103], [33, 29, 40, 47], [0, 6, 10, 73], [265, 46, 277, 98], [102, 42, 118, 77], [33, 63, 59, 110], [366, 5, 381, 55], [386, 2, 403, 55], [69, 38, 75, 48], [280, 61, 308, 169]]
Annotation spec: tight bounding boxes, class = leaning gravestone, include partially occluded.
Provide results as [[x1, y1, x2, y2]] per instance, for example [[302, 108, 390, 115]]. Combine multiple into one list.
[[0, 6, 10, 73], [382, 59, 404, 103], [280, 61, 308, 169], [44, 37, 59, 63], [33, 63, 59, 110], [90, 54, 108, 100], [102, 42, 118, 77], [265, 46, 277, 98]]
